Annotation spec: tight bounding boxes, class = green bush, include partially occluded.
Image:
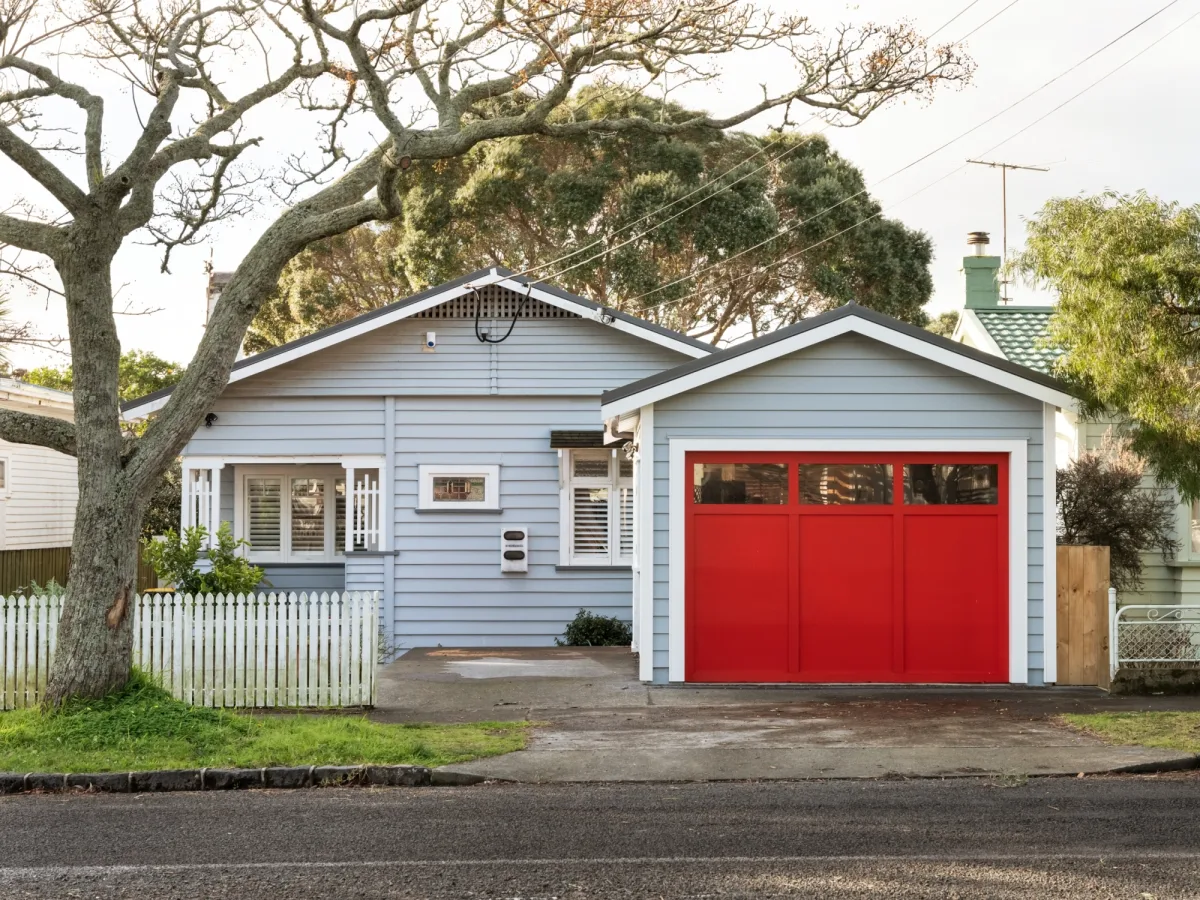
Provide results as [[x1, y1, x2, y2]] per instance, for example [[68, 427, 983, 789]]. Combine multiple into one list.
[[142, 523, 266, 595], [557, 609, 632, 646]]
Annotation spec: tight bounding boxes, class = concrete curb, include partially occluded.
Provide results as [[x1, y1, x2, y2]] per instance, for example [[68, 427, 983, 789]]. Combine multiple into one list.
[[433, 751, 1200, 785], [0, 764, 439, 794]]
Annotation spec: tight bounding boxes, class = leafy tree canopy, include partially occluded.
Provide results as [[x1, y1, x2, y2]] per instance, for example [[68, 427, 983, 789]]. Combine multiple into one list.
[[1016, 192, 1200, 498], [926, 310, 959, 338], [249, 90, 934, 349], [24, 350, 185, 404]]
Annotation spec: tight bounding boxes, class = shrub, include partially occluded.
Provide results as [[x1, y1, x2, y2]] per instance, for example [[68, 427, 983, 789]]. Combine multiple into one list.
[[1057, 437, 1179, 592], [557, 609, 632, 646], [142, 523, 266, 595]]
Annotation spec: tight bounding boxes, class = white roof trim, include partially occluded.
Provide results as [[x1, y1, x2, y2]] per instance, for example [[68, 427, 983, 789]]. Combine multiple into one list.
[[953, 308, 1005, 358], [123, 270, 708, 420], [601, 313, 1077, 419]]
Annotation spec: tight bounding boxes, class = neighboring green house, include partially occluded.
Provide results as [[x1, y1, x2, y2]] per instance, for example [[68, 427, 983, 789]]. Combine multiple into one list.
[[950, 233, 1200, 604]]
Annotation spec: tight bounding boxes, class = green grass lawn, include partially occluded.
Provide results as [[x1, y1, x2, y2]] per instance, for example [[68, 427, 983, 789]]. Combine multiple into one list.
[[0, 672, 526, 773], [1063, 712, 1200, 753]]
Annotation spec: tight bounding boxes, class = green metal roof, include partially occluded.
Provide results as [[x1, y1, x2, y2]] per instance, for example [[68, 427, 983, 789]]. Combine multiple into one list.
[[974, 307, 1061, 375]]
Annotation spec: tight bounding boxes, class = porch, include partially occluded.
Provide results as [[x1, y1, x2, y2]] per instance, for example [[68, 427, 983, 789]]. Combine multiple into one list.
[[181, 456, 390, 599]]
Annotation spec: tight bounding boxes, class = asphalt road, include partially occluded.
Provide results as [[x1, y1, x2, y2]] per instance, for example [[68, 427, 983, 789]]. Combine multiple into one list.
[[3, 777, 1200, 898]]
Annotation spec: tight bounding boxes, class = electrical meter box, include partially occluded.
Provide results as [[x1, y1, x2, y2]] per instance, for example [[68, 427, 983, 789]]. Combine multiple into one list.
[[500, 526, 529, 573]]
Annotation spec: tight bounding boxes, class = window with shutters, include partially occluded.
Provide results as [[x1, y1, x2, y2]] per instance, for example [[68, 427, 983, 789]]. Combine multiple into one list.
[[562, 449, 634, 566], [241, 469, 346, 562]]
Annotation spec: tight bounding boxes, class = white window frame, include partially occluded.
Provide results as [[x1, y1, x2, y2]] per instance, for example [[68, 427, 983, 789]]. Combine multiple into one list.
[[559, 448, 634, 567], [234, 466, 347, 563], [1177, 498, 1200, 561], [418, 464, 500, 511], [0, 454, 10, 498]]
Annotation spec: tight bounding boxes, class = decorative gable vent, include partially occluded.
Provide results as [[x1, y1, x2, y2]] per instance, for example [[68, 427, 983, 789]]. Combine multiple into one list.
[[414, 284, 580, 319]]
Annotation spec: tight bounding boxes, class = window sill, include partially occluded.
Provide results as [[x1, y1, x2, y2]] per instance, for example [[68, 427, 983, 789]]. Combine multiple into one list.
[[246, 560, 346, 567], [555, 565, 633, 573], [1166, 559, 1200, 568], [413, 508, 504, 515], [345, 550, 399, 557]]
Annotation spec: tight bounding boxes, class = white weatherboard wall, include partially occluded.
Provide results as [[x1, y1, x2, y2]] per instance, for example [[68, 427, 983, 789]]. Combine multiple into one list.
[[0, 438, 77, 550], [180, 307, 693, 648], [648, 333, 1048, 685]]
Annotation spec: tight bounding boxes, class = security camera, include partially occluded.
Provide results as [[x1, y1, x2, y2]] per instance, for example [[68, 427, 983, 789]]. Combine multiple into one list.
[[424, 331, 437, 352]]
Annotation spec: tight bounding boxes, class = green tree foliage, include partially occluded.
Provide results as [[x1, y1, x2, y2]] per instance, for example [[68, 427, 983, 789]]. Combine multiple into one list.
[[1017, 192, 1200, 498], [141, 523, 265, 595], [24, 350, 184, 403], [926, 310, 959, 338], [1057, 441, 1179, 592], [244, 228, 411, 355], [248, 91, 933, 347]]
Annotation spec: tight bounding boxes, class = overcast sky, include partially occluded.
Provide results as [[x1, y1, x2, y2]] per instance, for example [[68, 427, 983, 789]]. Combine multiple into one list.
[[4, 0, 1196, 369]]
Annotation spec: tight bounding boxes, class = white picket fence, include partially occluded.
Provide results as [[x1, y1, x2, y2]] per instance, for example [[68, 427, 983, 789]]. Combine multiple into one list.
[[0, 592, 379, 711]]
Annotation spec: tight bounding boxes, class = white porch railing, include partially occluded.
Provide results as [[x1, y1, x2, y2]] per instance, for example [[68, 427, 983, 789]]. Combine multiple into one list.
[[346, 468, 381, 552], [1113, 597, 1200, 675], [1, 592, 378, 710]]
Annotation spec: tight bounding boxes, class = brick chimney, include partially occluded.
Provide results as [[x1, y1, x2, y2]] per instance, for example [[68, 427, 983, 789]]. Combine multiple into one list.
[[963, 231, 1002, 309]]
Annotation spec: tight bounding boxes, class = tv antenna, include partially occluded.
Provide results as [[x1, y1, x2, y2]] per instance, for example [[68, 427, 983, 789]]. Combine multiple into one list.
[[967, 158, 1048, 302]]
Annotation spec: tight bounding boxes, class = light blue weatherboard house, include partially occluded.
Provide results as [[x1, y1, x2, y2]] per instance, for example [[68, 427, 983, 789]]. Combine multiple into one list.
[[123, 264, 1077, 686]]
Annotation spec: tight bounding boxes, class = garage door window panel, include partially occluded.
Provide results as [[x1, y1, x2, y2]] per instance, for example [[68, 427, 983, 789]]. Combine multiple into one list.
[[904, 464, 999, 506], [800, 464, 893, 506], [693, 463, 788, 505]]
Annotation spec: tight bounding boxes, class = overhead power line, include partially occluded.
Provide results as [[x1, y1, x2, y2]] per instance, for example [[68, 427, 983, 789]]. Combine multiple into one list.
[[954, 0, 1022, 43], [622, 0, 1188, 313], [643, 4, 1200, 324], [928, 0, 983, 40]]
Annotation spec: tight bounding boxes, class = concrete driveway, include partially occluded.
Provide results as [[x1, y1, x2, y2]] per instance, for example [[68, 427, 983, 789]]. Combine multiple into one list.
[[374, 647, 1200, 782]]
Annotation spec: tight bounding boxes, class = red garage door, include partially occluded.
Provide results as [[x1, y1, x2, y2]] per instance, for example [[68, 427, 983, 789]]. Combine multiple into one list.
[[686, 453, 1008, 683]]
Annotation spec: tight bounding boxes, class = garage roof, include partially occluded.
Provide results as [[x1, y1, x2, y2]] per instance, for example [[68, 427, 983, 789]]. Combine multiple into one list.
[[600, 303, 1079, 418]]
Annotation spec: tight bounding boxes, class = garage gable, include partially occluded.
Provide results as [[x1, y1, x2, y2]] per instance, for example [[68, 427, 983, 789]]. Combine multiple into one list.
[[634, 328, 1058, 689], [601, 304, 1076, 419]]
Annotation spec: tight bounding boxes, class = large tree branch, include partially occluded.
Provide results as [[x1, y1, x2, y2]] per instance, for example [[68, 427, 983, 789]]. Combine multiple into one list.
[[0, 212, 64, 257], [0, 122, 88, 213], [0, 54, 105, 190], [125, 149, 388, 489], [0, 409, 76, 456]]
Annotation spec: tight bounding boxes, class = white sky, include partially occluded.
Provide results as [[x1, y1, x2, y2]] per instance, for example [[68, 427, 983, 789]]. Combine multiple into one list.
[[4, 0, 1197, 368]]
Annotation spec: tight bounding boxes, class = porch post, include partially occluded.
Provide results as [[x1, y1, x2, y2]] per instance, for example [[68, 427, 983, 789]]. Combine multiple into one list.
[[209, 464, 224, 548], [345, 465, 356, 553], [180, 463, 192, 531]]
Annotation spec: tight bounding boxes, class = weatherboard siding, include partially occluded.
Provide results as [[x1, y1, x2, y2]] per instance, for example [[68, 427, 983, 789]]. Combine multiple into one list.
[[0, 439, 77, 550], [217, 316, 689, 397], [391, 395, 631, 648], [649, 333, 1047, 685]]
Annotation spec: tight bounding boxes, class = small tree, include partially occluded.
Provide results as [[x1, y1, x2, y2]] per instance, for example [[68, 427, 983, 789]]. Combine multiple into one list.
[[1057, 439, 1179, 592], [142, 523, 265, 595]]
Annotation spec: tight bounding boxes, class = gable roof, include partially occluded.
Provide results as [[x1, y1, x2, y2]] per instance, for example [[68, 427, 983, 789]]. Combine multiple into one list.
[[600, 303, 1078, 418], [967, 307, 1061, 374], [122, 268, 713, 419]]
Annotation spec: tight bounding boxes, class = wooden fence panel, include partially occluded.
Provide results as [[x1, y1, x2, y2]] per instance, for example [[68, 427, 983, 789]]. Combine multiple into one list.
[[1056, 545, 1111, 686], [0, 547, 158, 596], [0, 592, 378, 710]]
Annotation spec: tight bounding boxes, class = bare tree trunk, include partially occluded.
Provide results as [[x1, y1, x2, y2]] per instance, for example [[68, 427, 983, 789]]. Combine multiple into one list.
[[43, 240, 140, 708]]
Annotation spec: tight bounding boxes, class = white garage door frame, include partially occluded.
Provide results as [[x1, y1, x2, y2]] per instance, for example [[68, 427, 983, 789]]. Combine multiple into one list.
[[666, 437, 1045, 685]]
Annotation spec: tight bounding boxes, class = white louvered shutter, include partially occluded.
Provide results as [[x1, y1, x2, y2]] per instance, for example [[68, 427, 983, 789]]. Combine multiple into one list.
[[572, 487, 611, 559], [246, 477, 282, 553], [289, 477, 326, 554]]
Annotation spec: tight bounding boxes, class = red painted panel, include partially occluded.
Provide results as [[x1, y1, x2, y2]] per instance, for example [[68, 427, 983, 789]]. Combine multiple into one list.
[[689, 514, 790, 681], [903, 515, 1004, 682], [798, 516, 895, 679]]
